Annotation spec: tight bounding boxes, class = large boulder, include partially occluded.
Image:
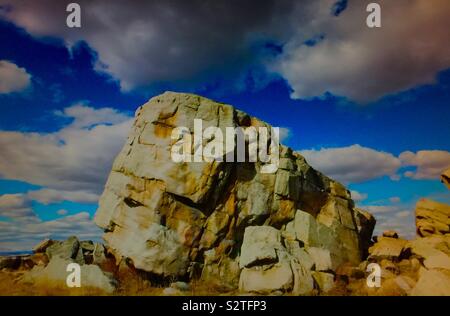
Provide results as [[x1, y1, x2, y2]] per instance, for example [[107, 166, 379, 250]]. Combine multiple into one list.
[[94, 92, 375, 292]]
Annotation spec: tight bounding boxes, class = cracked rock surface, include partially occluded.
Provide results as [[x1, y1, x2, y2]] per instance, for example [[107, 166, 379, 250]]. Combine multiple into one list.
[[94, 92, 376, 294]]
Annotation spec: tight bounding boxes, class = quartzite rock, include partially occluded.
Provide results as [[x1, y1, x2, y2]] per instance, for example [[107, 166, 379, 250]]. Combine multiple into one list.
[[94, 92, 376, 292]]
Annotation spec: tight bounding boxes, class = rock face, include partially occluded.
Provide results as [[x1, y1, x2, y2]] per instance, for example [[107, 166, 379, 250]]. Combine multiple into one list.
[[416, 198, 450, 237], [94, 92, 375, 294]]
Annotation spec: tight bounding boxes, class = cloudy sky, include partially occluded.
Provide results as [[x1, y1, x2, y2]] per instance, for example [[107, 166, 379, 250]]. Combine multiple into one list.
[[0, 0, 449, 251]]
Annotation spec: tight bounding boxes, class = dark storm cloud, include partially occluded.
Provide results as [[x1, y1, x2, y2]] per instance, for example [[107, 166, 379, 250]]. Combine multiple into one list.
[[0, 0, 298, 91], [1, 0, 450, 101], [273, 0, 450, 102]]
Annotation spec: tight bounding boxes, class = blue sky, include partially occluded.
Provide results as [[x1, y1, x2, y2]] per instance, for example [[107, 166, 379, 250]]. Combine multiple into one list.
[[0, 0, 449, 250]]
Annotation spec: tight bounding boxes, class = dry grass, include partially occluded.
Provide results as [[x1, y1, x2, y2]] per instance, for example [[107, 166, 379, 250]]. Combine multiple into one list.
[[0, 271, 108, 296], [0, 271, 235, 296]]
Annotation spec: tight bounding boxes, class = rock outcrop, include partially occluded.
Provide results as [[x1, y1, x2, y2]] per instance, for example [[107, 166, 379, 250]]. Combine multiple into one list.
[[415, 198, 450, 237], [1, 93, 448, 296], [14, 236, 115, 293], [94, 92, 376, 294], [342, 168, 450, 296]]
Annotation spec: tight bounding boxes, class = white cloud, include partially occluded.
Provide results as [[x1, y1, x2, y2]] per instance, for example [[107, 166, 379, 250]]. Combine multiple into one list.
[[56, 209, 68, 216], [364, 205, 401, 215], [362, 203, 415, 239], [0, 103, 132, 194], [54, 103, 131, 129], [374, 219, 415, 240], [300, 144, 401, 183], [395, 210, 411, 218], [273, 0, 450, 102], [0, 191, 101, 251], [0, 60, 31, 93], [0, 212, 102, 252], [2, 1, 449, 101], [27, 189, 99, 204], [0, 103, 129, 252], [400, 150, 450, 180], [0, 193, 34, 219], [389, 196, 400, 203], [350, 190, 367, 202], [279, 127, 291, 143]]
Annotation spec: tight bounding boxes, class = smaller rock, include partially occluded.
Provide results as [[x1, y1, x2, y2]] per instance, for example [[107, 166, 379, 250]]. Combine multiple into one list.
[[382, 231, 399, 239], [411, 269, 450, 296], [312, 271, 335, 293], [0, 256, 21, 270], [407, 238, 450, 270], [239, 257, 293, 294], [239, 226, 281, 269], [92, 243, 108, 266], [368, 237, 407, 260], [163, 287, 181, 296], [80, 240, 95, 252], [171, 281, 190, 292], [46, 236, 83, 264], [415, 198, 450, 237], [33, 239, 55, 253], [21, 256, 116, 293]]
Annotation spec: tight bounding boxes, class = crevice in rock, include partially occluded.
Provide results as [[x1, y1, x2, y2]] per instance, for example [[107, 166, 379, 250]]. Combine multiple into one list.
[[123, 197, 144, 208]]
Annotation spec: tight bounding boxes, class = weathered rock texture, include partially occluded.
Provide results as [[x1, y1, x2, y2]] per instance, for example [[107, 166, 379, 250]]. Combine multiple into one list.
[[416, 198, 450, 237], [94, 92, 375, 294]]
